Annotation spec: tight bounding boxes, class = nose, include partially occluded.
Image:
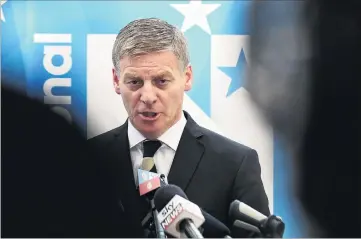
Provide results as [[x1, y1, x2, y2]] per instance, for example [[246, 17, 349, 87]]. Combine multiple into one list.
[[140, 82, 157, 105]]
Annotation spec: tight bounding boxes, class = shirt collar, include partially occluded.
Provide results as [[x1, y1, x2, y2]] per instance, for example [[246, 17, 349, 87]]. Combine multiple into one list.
[[128, 120, 146, 149], [127, 113, 187, 151]]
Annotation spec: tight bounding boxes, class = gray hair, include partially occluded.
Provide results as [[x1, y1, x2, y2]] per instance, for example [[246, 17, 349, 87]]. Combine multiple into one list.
[[112, 18, 190, 74]]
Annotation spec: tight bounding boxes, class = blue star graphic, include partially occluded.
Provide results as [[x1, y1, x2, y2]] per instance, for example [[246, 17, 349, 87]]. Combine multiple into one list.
[[219, 48, 247, 97]]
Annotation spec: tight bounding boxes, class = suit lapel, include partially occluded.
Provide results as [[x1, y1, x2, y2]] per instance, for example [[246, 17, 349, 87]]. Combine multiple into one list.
[[109, 122, 144, 235], [112, 122, 138, 211], [168, 111, 205, 191]]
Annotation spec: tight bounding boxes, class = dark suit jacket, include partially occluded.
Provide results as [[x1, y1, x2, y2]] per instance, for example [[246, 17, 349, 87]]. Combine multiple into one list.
[[88, 111, 270, 237]]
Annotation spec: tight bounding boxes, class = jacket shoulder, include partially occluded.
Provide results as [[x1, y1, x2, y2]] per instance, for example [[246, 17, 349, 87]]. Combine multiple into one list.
[[87, 125, 124, 148], [199, 126, 255, 154], [196, 125, 258, 168]]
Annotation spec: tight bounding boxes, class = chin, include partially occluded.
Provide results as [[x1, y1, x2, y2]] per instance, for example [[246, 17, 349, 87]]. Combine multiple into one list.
[[135, 121, 162, 138], [140, 129, 162, 139]]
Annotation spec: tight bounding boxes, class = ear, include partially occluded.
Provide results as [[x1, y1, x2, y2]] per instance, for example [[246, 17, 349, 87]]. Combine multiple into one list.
[[184, 65, 193, 91], [112, 68, 121, 95]]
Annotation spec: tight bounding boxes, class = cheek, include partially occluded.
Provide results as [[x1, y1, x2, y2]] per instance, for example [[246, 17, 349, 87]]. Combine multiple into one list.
[[163, 91, 183, 112], [122, 92, 138, 109]]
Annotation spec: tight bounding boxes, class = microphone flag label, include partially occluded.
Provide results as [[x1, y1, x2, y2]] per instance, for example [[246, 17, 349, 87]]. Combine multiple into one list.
[[137, 168, 160, 185], [137, 168, 162, 196], [139, 176, 161, 196]]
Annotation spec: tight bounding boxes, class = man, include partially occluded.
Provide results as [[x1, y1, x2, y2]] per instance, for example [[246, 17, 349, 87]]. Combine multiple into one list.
[[88, 18, 270, 237]]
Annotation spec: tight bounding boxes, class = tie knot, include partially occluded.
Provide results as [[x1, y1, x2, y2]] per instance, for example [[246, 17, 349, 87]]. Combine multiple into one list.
[[143, 140, 162, 158]]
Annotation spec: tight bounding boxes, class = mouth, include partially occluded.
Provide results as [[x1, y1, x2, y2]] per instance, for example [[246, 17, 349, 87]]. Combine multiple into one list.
[[139, 111, 160, 121]]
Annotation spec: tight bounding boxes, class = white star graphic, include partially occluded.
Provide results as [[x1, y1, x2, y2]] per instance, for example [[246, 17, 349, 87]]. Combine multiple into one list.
[[1, 0, 7, 22], [170, 0, 221, 34]]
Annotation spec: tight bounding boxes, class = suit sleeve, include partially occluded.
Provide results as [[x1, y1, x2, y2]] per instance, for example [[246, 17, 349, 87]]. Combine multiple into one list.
[[230, 148, 270, 236]]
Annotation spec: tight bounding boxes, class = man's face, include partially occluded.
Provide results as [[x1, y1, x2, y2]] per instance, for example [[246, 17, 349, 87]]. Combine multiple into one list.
[[112, 51, 193, 139]]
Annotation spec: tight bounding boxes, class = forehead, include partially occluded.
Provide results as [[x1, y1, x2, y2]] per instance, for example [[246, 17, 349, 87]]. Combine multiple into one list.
[[119, 51, 180, 77]]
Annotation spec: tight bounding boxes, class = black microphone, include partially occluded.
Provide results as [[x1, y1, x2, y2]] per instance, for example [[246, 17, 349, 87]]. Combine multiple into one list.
[[233, 220, 261, 235], [154, 184, 231, 238], [229, 200, 285, 238], [137, 168, 166, 238]]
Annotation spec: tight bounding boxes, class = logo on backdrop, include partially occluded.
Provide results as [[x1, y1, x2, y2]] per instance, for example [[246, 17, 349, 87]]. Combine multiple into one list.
[[33, 33, 73, 123]]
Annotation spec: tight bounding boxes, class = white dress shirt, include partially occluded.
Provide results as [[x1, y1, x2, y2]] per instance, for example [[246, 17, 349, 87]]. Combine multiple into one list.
[[128, 114, 187, 185]]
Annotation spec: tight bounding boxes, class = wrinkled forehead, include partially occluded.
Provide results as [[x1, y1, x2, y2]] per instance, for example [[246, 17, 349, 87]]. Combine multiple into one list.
[[118, 51, 181, 77]]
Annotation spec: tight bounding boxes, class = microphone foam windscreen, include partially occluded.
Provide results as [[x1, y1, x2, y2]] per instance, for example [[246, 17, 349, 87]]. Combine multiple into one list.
[[153, 184, 187, 211], [154, 184, 231, 237]]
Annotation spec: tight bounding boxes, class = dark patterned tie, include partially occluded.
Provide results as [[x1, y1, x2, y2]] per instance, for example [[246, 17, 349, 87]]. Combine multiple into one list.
[[142, 140, 162, 173], [140, 140, 162, 237]]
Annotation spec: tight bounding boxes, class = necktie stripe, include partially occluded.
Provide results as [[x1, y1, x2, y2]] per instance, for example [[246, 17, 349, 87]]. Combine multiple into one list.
[[142, 140, 161, 173], [141, 157, 155, 171]]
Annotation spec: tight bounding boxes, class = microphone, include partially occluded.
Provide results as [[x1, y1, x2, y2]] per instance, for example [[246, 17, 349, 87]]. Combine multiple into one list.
[[233, 220, 261, 235], [137, 168, 162, 197], [137, 168, 166, 238], [138, 157, 167, 197], [229, 200, 267, 227], [160, 173, 168, 184], [155, 193, 205, 238], [229, 200, 285, 238], [154, 184, 231, 238]]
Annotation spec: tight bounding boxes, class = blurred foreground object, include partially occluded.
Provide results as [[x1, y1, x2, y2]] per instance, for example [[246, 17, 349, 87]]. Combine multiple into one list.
[[248, 0, 360, 237], [1, 84, 127, 237]]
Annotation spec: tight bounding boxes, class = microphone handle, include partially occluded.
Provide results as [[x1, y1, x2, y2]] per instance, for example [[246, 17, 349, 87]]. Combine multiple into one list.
[[150, 199, 166, 238], [153, 210, 166, 238], [233, 220, 262, 235], [180, 219, 204, 238]]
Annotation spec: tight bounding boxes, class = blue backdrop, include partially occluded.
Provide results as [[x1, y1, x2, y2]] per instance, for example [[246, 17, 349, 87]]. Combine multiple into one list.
[[1, 1, 305, 236]]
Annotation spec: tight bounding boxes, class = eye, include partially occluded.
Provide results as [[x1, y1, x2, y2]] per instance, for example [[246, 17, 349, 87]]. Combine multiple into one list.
[[156, 79, 168, 86], [127, 79, 142, 85]]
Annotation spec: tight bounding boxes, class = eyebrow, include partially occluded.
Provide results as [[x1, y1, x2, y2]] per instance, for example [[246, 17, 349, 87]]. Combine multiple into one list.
[[123, 73, 140, 79], [123, 71, 174, 80], [153, 71, 174, 80]]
